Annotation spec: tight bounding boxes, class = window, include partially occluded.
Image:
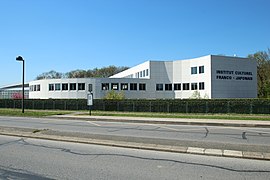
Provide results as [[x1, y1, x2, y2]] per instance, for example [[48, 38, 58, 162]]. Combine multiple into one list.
[[88, 84, 92, 92], [139, 83, 146, 91], [191, 67, 197, 74], [146, 69, 149, 76], [199, 66, 204, 74], [183, 83, 190, 90], [143, 70, 145, 77], [136, 72, 139, 78], [199, 82, 205, 90], [191, 83, 198, 90], [101, 83, 109, 90], [62, 83, 68, 91], [111, 83, 119, 90], [156, 84, 163, 91], [121, 83, 128, 90], [130, 83, 137, 90], [33, 85, 36, 91], [70, 83, 76, 91], [78, 83, 85, 91], [55, 84, 61, 91], [140, 71, 142, 77], [49, 84, 54, 91], [174, 83, 181, 91], [165, 84, 172, 91]]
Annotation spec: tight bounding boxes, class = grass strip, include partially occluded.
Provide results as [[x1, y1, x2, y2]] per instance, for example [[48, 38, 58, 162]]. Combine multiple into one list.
[[0, 108, 71, 117]]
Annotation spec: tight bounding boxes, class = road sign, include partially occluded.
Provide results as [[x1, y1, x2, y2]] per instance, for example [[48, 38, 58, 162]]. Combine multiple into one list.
[[87, 93, 93, 106]]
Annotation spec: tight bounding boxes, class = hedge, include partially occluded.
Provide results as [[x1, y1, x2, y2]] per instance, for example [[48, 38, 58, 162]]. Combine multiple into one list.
[[0, 99, 269, 114]]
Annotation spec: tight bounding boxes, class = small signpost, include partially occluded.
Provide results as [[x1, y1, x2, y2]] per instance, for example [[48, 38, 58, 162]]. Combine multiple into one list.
[[87, 93, 93, 115]]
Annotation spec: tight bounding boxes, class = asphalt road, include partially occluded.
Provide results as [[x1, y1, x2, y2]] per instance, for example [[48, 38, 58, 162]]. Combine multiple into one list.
[[0, 116, 270, 148], [0, 135, 270, 180]]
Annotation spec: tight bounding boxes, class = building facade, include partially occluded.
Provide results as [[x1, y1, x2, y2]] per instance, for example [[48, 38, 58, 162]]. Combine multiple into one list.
[[27, 55, 257, 99]]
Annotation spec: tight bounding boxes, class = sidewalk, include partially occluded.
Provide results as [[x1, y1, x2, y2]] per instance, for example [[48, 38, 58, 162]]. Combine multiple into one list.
[[51, 114, 270, 128]]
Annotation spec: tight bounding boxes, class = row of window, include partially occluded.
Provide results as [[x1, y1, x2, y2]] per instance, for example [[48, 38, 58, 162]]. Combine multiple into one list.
[[191, 66, 204, 74], [135, 69, 149, 78], [48, 83, 86, 91], [156, 82, 205, 91], [31, 82, 205, 92], [30, 84, 41, 91], [102, 83, 146, 91]]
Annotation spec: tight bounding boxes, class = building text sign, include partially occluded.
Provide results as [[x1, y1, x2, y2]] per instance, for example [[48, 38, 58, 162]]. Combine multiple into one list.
[[216, 70, 253, 81]]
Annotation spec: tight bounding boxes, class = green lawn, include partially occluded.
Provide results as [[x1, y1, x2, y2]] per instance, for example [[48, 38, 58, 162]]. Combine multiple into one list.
[[0, 108, 71, 117], [1, 108, 270, 121]]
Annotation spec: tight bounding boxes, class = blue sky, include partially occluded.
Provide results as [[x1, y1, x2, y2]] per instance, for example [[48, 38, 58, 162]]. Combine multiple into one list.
[[0, 0, 269, 86]]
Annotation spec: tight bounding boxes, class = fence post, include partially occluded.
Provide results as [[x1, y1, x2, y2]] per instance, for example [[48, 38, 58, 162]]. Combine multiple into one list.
[[185, 101, 188, 113], [53, 100, 56, 110], [205, 101, 209, 113], [132, 101, 135, 112], [250, 101, 253, 114], [227, 101, 230, 113], [64, 101, 67, 110]]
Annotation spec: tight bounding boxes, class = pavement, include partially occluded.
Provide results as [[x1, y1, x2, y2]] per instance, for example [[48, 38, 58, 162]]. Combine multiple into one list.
[[1, 114, 270, 160]]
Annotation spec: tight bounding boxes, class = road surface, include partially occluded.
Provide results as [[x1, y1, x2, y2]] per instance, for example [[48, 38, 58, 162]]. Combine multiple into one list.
[[0, 135, 270, 180], [0, 116, 270, 148]]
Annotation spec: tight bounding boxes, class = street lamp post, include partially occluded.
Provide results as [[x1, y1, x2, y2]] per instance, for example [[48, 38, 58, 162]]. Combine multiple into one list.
[[16, 56, 25, 113]]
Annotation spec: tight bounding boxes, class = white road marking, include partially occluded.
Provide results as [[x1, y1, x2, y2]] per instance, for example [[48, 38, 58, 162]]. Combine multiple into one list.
[[86, 121, 101, 127]]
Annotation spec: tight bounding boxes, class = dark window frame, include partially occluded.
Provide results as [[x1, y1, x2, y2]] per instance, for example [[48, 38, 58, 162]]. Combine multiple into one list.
[[55, 83, 61, 91], [49, 84, 54, 91], [62, 83, 68, 91], [199, 82, 205, 90], [70, 83, 77, 91], [183, 83, 190, 90], [191, 83, 198, 90], [191, 67, 197, 74], [101, 83, 109, 90], [165, 84, 172, 91], [130, 83, 137, 90], [139, 83, 146, 91], [199, 66, 204, 74], [156, 84, 163, 91], [121, 83, 128, 90], [77, 83, 85, 91], [111, 83, 119, 90], [174, 83, 181, 91]]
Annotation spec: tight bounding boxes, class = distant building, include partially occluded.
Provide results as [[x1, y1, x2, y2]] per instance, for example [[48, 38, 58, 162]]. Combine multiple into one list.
[[1, 55, 257, 99], [0, 83, 29, 99]]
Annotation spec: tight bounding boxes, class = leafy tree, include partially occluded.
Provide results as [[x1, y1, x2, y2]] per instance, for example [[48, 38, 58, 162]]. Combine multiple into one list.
[[248, 49, 270, 98], [36, 70, 64, 80], [36, 66, 129, 79]]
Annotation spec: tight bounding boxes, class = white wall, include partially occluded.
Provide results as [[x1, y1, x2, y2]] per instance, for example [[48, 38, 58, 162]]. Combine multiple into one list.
[[211, 55, 257, 98]]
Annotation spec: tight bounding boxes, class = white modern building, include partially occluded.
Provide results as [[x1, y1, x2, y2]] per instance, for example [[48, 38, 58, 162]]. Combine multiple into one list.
[[27, 55, 257, 99]]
